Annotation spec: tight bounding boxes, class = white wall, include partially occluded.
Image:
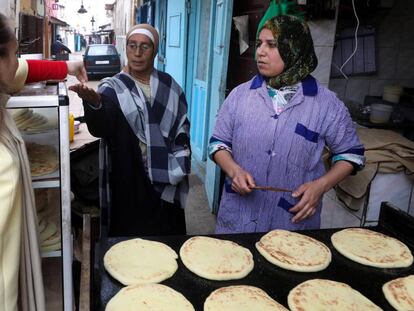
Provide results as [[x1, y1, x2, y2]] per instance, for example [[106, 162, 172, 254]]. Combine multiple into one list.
[[0, 0, 17, 20], [309, 19, 338, 88], [112, 0, 135, 67]]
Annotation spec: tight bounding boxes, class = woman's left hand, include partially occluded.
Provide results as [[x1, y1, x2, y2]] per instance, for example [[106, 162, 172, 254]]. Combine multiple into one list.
[[289, 179, 327, 223]]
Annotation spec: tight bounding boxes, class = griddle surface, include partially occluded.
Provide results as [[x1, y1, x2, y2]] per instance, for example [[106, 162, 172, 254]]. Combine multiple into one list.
[[96, 226, 414, 310]]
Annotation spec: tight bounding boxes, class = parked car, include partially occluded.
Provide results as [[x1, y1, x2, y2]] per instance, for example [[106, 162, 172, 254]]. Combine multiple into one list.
[[83, 44, 121, 79]]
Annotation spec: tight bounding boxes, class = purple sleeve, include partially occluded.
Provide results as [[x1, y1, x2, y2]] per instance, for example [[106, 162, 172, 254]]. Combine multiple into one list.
[[208, 87, 241, 159]]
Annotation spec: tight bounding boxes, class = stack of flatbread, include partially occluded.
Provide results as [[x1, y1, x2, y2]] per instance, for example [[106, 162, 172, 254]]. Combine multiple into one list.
[[204, 285, 288, 311], [179, 236, 254, 281], [331, 228, 413, 268], [26, 142, 59, 177], [256, 229, 331, 272], [11, 108, 56, 133], [11, 108, 48, 131], [105, 284, 194, 311], [383, 275, 414, 311], [104, 238, 179, 285], [288, 279, 382, 310], [35, 189, 61, 253]]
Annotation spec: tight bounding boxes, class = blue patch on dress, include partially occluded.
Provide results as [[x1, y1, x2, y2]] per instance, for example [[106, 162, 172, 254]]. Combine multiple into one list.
[[278, 197, 294, 214], [302, 75, 318, 96], [295, 123, 319, 143], [250, 74, 265, 89], [225, 180, 236, 193]]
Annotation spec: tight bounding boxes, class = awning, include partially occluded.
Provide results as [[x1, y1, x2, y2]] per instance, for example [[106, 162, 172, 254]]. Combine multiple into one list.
[[49, 16, 68, 26]]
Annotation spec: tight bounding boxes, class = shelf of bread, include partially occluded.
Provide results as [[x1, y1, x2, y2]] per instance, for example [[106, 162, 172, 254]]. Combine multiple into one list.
[[11, 107, 58, 134]]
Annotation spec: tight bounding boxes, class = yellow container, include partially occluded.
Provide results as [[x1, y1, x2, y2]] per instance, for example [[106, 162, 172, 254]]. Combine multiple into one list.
[[69, 113, 75, 142]]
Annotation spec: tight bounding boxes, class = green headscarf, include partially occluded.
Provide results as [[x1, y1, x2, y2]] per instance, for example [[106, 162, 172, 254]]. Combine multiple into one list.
[[258, 15, 318, 89], [256, 0, 304, 38]]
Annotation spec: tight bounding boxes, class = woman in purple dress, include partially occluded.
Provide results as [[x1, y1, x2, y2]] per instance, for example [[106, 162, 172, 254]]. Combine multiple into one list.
[[209, 15, 365, 234]]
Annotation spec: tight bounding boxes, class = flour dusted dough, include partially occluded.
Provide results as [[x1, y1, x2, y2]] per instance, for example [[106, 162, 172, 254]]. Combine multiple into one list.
[[104, 238, 178, 285], [204, 285, 288, 311], [288, 279, 382, 311], [106, 283, 194, 311], [179, 236, 254, 281], [383, 275, 414, 311], [331, 228, 413, 268], [256, 229, 331, 272]]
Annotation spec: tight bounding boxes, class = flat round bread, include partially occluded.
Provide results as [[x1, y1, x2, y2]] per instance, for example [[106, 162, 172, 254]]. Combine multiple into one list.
[[104, 238, 178, 285], [42, 231, 61, 247], [180, 236, 254, 281], [11, 108, 30, 120], [256, 229, 331, 272], [26, 142, 59, 177], [38, 218, 47, 233], [383, 275, 414, 311], [204, 285, 288, 311], [331, 228, 413, 268], [40, 222, 57, 242], [41, 241, 61, 253], [288, 279, 382, 311], [11, 108, 32, 123], [105, 283, 194, 311]]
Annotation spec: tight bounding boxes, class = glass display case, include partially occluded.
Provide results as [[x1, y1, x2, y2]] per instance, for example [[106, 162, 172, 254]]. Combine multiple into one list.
[[7, 81, 73, 311]]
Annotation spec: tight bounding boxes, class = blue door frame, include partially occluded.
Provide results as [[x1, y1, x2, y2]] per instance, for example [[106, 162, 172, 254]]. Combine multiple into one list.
[[204, 0, 233, 212], [164, 0, 188, 89], [155, 0, 167, 71], [188, 0, 213, 164]]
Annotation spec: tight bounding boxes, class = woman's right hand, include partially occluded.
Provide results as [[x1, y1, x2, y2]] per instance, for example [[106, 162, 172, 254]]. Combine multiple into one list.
[[69, 83, 101, 107], [213, 150, 256, 195], [66, 61, 88, 83], [230, 166, 256, 195]]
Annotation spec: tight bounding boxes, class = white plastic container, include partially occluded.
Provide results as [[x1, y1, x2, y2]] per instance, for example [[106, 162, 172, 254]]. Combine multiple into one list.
[[370, 103, 394, 123]]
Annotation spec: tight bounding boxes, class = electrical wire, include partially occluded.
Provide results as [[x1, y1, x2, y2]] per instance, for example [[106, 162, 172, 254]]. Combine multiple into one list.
[[338, 0, 360, 79]]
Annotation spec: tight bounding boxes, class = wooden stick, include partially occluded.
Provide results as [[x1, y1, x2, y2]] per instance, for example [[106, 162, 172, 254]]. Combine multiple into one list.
[[252, 186, 292, 192]]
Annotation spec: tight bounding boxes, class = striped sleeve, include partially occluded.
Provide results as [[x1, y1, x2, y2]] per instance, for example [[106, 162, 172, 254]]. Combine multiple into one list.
[[331, 148, 365, 173], [208, 136, 232, 160], [324, 90, 366, 172]]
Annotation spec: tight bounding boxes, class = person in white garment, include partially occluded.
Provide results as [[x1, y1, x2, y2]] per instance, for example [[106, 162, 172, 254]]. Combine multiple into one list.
[[0, 12, 86, 311]]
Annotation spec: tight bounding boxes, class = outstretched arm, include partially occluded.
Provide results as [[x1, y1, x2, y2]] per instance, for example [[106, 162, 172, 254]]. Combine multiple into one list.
[[10, 59, 87, 94], [69, 83, 115, 138], [25, 60, 87, 83]]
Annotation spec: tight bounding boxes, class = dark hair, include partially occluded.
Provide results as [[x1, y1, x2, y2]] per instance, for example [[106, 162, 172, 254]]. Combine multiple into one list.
[[0, 13, 15, 57]]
